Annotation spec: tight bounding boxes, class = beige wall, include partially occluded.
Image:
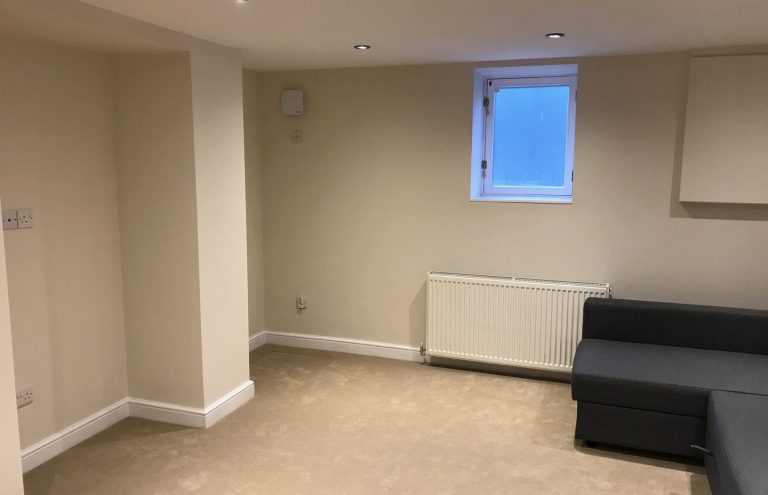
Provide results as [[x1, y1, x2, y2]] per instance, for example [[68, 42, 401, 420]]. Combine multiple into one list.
[[249, 52, 768, 348], [112, 53, 205, 408], [0, 39, 128, 448], [1, 34, 249, 459], [114, 48, 251, 408], [0, 201, 24, 493], [190, 48, 250, 405], [243, 71, 266, 336]]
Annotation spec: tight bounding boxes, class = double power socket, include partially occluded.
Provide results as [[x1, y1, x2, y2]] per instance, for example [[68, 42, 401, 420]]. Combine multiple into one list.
[[2, 209, 34, 231], [16, 385, 33, 409]]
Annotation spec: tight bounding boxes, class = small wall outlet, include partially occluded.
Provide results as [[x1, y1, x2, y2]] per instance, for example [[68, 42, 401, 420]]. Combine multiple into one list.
[[296, 296, 307, 310], [2, 210, 18, 231], [16, 385, 33, 409], [17, 209, 33, 229], [290, 130, 303, 144]]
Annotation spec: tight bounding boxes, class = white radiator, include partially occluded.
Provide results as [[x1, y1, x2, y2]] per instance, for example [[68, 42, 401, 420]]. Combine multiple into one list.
[[425, 272, 611, 372]]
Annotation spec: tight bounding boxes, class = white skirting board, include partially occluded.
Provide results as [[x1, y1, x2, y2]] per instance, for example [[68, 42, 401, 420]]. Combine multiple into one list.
[[249, 330, 424, 363], [129, 380, 254, 429], [20, 380, 254, 473], [21, 398, 130, 473], [248, 331, 267, 352]]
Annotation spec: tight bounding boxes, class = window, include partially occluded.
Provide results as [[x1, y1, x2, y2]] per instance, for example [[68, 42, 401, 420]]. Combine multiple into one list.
[[470, 65, 578, 203]]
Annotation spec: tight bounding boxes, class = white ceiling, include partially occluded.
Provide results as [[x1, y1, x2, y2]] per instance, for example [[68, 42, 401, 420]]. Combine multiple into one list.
[[0, 0, 222, 55], [10, 0, 768, 71]]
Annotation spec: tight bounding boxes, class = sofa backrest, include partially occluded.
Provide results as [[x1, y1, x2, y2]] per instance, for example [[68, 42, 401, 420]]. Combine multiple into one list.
[[582, 298, 768, 355]]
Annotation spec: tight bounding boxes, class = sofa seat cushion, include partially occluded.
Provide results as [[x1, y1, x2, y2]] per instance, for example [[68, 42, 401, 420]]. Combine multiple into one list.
[[571, 339, 768, 417], [706, 391, 768, 495]]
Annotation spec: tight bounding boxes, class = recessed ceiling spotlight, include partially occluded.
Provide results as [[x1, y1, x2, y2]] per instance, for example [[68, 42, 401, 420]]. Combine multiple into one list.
[[545, 32, 565, 39], [353, 44, 372, 50], [235, 0, 249, 3]]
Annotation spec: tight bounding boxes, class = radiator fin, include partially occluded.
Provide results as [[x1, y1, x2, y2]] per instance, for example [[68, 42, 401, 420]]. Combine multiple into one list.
[[426, 272, 611, 372]]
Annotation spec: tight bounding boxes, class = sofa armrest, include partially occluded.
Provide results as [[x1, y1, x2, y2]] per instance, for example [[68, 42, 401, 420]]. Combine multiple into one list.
[[582, 298, 768, 355]]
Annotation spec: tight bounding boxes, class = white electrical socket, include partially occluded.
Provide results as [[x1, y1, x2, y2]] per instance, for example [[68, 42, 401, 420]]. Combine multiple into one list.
[[2, 210, 18, 231], [16, 385, 33, 409], [290, 130, 303, 144], [296, 296, 307, 310], [17, 209, 33, 229]]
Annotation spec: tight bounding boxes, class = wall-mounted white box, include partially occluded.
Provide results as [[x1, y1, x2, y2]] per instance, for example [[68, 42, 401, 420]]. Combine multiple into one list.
[[281, 90, 304, 116], [680, 55, 768, 204]]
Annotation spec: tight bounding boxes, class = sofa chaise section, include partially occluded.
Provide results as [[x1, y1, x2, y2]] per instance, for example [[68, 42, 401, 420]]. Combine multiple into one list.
[[706, 391, 768, 495]]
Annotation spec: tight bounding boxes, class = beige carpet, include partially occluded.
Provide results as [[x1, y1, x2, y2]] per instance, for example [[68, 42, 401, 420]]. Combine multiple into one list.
[[24, 346, 710, 494]]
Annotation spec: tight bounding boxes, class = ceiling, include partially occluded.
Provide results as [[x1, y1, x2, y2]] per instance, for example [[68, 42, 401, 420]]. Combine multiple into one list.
[[4, 0, 768, 71], [0, 0, 224, 55]]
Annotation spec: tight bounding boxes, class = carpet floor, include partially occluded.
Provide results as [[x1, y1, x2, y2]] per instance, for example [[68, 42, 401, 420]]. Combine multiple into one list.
[[24, 345, 710, 494]]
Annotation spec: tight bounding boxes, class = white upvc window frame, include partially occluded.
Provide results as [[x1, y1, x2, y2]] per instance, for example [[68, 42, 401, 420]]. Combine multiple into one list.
[[470, 64, 579, 203]]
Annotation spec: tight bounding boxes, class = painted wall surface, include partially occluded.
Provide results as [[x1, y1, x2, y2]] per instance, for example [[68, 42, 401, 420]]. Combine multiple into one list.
[[0, 33, 250, 457], [190, 48, 250, 406], [0, 200, 24, 493], [0, 39, 128, 449], [243, 71, 266, 336], [249, 52, 768, 348], [112, 53, 205, 407]]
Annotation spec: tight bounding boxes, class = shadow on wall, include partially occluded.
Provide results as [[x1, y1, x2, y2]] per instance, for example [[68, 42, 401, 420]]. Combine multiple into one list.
[[408, 282, 427, 349], [668, 54, 768, 222]]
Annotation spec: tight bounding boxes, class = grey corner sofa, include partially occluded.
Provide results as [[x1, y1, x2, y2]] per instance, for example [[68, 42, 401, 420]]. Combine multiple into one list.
[[571, 298, 768, 495]]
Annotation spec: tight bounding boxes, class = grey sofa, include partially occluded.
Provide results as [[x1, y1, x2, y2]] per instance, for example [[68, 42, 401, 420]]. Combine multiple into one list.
[[571, 298, 768, 495]]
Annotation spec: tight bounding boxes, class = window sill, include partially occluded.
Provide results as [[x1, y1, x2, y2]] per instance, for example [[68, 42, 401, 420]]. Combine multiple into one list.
[[470, 195, 573, 204]]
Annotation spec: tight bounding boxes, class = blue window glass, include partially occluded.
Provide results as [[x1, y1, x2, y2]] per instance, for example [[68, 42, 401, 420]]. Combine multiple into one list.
[[491, 85, 570, 188]]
